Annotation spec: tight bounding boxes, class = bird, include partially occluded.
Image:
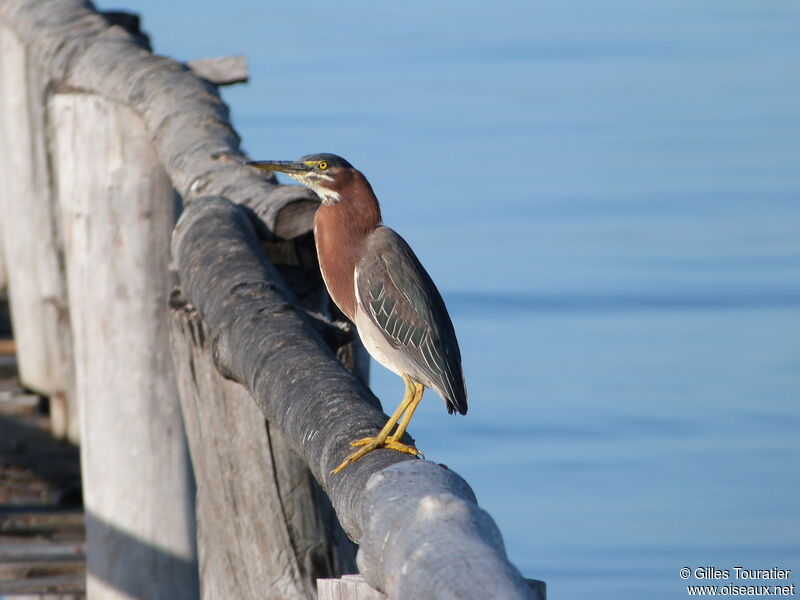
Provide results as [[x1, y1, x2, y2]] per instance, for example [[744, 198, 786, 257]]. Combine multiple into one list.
[[245, 153, 467, 473]]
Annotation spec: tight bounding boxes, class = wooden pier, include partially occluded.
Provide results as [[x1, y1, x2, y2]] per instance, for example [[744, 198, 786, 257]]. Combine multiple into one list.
[[0, 1, 543, 598], [0, 299, 85, 598]]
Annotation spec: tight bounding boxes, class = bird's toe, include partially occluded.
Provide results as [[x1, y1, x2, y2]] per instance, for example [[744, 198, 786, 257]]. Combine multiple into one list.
[[331, 436, 422, 474]]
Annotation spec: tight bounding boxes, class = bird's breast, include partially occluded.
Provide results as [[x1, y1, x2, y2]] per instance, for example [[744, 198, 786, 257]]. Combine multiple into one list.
[[312, 180, 382, 320], [313, 213, 361, 320]]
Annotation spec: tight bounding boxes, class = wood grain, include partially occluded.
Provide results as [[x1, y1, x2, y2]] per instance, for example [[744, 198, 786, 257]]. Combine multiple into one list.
[[187, 54, 248, 86]]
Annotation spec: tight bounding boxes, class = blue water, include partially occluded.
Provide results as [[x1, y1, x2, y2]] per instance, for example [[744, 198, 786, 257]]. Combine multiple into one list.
[[97, 1, 800, 597]]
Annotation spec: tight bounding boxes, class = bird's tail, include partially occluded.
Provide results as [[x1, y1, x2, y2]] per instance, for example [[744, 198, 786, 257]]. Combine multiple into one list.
[[439, 362, 467, 415]]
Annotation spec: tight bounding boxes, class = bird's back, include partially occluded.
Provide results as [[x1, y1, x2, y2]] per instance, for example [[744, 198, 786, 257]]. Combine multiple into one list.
[[355, 226, 467, 415]]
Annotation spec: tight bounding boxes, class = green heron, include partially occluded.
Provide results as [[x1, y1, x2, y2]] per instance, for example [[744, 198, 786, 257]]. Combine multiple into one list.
[[246, 153, 467, 473]]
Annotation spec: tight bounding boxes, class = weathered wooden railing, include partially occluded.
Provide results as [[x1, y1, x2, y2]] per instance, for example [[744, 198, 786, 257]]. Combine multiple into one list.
[[0, 1, 542, 598]]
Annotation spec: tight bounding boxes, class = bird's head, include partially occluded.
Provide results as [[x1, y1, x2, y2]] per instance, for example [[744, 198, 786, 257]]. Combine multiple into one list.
[[245, 153, 356, 205]]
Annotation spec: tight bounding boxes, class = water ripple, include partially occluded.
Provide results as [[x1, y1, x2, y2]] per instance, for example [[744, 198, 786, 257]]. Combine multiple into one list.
[[446, 290, 800, 314]]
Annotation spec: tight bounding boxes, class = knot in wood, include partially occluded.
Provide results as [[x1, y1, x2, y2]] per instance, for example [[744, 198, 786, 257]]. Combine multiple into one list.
[[415, 493, 470, 522]]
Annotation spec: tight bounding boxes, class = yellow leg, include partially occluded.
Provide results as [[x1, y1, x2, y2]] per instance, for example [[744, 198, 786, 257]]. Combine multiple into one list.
[[332, 375, 424, 474], [388, 381, 424, 444]]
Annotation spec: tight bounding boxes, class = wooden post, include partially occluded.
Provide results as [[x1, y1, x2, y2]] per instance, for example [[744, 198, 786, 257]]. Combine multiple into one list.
[[317, 575, 389, 600], [50, 92, 198, 599], [0, 24, 79, 442], [0, 209, 6, 294], [318, 575, 546, 600], [0, 27, 53, 391], [168, 189, 365, 597], [170, 294, 356, 599]]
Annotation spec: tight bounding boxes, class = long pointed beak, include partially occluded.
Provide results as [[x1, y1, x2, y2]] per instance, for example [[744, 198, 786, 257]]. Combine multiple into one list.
[[244, 160, 312, 175]]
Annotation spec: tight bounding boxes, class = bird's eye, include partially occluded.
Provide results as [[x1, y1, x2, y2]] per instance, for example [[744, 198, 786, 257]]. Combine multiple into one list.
[[318, 161, 328, 170]]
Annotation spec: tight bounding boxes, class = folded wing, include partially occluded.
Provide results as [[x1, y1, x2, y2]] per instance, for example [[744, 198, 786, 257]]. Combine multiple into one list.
[[356, 226, 467, 415]]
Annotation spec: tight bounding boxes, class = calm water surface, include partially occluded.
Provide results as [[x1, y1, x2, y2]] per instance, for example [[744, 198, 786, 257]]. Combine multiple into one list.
[[97, 1, 800, 597]]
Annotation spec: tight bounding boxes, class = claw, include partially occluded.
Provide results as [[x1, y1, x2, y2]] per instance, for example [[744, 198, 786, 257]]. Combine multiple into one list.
[[383, 439, 422, 456]]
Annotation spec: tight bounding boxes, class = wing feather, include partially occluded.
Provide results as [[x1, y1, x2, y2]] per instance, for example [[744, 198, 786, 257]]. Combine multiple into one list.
[[356, 226, 467, 414]]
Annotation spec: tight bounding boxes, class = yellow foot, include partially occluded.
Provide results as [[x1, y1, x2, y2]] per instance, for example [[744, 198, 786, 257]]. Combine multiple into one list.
[[349, 437, 420, 453], [331, 437, 422, 474]]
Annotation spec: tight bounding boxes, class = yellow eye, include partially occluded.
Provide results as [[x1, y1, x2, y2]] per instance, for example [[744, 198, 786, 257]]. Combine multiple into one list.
[[318, 161, 328, 170]]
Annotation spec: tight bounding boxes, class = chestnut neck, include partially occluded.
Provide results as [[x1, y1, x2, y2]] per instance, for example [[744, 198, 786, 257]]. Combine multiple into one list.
[[314, 170, 382, 320]]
